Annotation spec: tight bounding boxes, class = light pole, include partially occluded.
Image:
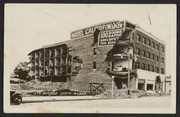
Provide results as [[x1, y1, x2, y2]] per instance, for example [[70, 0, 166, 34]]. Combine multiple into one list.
[[127, 47, 131, 89], [111, 76, 115, 98]]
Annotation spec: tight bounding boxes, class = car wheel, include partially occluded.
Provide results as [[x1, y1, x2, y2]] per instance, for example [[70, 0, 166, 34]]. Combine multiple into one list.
[[13, 95, 22, 105]]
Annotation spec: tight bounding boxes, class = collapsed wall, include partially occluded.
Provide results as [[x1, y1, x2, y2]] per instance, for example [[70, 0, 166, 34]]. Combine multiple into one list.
[[64, 35, 116, 91]]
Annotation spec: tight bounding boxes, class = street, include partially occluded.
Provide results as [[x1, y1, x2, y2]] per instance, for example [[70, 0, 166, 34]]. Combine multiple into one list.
[[9, 96, 172, 113]]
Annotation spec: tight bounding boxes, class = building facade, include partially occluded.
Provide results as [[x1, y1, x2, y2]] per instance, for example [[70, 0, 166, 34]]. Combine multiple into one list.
[[28, 20, 167, 92]]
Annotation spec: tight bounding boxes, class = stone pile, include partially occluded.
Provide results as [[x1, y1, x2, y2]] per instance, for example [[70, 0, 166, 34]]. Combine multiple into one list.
[[10, 80, 71, 91], [97, 89, 160, 98]]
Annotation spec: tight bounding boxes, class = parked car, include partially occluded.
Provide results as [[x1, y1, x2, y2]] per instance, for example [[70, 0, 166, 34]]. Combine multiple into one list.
[[10, 91, 22, 105]]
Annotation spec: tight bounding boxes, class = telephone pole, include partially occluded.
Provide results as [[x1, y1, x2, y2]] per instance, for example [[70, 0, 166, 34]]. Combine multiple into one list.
[[111, 76, 115, 98], [127, 47, 130, 89]]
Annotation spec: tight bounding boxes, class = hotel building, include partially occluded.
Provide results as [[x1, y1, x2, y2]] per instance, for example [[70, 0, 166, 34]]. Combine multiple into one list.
[[28, 20, 167, 92]]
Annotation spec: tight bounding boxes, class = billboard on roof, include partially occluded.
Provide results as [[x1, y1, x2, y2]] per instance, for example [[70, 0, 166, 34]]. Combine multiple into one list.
[[70, 20, 125, 39], [98, 29, 124, 46]]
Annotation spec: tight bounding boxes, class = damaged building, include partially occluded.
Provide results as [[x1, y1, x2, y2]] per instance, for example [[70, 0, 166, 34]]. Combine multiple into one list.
[[28, 20, 168, 93]]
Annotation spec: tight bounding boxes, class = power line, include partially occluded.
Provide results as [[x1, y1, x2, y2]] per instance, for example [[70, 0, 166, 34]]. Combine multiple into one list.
[[36, 9, 81, 28]]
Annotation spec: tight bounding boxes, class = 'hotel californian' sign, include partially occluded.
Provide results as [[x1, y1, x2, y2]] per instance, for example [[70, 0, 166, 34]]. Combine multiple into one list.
[[70, 20, 125, 39]]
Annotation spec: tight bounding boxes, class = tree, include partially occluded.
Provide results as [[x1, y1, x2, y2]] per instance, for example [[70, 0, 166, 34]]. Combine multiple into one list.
[[13, 61, 30, 80]]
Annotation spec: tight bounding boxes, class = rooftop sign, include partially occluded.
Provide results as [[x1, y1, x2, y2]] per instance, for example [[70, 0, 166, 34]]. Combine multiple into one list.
[[70, 20, 125, 39], [98, 29, 124, 46]]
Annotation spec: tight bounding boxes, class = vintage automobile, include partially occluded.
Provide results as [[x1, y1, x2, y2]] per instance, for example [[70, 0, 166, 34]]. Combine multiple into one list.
[[10, 91, 22, 105]]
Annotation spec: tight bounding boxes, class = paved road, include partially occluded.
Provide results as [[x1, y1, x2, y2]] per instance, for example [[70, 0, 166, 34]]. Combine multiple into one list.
[[10, 96, 171, 113], [15, 96, 171, 107]]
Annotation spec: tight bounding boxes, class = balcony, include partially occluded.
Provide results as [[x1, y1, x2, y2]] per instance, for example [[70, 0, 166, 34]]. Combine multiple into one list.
[[107, 69, 136, 78], [40, 55, 44, 59], [61, 63, 68, 66], [62, 51, 68, 56], [31, 57, 35, 61], [45, 53, 49, 58], [39, 65, 44, 68], [56, 54, 60, 58], [35, 58, 39, 61], [49, 63, 55, 67], [35, 65, 39, 68], [30, 66, 35, 69], [115, 40, 131, 46], [107, 53, 129, 60], [50, 53, 55, 58]]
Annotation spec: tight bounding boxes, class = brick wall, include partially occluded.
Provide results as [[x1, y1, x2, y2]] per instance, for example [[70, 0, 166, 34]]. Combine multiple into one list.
[[63, 35, 115, 91], [133, 30, 166, 74]]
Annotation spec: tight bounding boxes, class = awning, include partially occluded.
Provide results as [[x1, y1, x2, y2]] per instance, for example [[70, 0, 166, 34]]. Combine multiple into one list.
[[107, 55, 128, 60]]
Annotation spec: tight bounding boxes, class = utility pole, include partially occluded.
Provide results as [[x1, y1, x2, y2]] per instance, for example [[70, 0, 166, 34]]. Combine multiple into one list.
[[19, 78, 20, 85], [111, 76, 115, 98], [127, 47, 130, 89]]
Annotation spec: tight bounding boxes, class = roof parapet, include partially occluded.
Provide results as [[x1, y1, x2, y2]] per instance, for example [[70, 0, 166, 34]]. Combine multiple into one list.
[[135, 26, 165, 45]]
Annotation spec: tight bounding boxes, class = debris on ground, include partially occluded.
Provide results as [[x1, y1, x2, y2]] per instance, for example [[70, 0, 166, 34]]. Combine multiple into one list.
[[96, 89, 167, 99], [10, 80, 71, 91]]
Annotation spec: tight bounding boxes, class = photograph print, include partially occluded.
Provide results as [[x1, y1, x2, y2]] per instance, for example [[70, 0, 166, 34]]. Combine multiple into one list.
[[3, 4, 177, 113]]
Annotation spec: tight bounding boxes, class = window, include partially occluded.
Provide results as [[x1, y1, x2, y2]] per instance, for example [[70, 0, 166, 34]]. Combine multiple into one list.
[[40, 51, 44, 58], [156, 44, 159, 51], [161, 68, 164, 74], [73, 56, 78, 61], [147, 52, 150, 59], [93, 62, 96, 69], [137, 34, 141, 42], [68, 47, 72, 52], [136, 62, 140, 69], [45, 51, 49, 58], [142, 37, 146, 44], [141, 63, 145, 70], [93, 48, 97, 55], [147, 64, 150, 71], [151, 66, 154, 72], [68, 66, 71, 73], [68, 56, 72, 62], [161, 57, 164, 63], [147, 39, 151, 46], [50, 49, 55, 57], [152, 54, 154, 60], [136, 48, 141, 56], [156, 55, 159, 62], [161, 46, 165, 53], [142, 50, 146, 57], [32, 54, 35, 60], [152, 42, 155, 49], [75, 66, 81, 70], [93, 29, 100, 44], [45, 60, 49, 66], [155, 67, 159, 73]]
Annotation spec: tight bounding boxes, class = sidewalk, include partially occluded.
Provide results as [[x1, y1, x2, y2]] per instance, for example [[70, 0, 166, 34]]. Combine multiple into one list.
[[22, 96, 107, 103]]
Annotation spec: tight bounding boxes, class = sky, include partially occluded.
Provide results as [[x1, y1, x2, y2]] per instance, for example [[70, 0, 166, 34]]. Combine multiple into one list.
[[4, 4, 176, 76]]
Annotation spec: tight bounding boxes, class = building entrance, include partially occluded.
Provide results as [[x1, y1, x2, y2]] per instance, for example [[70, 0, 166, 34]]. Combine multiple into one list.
[[138, 79, 145, 90], [114, 78, 127, 89], [147, 84, 153, 90], [138, 83, 144, 90], [155, 76, 161, 90]]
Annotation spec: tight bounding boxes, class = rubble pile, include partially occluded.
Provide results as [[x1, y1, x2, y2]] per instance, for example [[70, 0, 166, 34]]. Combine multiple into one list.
[[11, 84, 28, 90], [70, 70, 113, 91], [97, 89, 160, 98], [11, 80, 71, 91]]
